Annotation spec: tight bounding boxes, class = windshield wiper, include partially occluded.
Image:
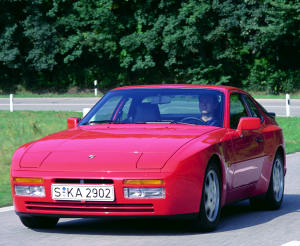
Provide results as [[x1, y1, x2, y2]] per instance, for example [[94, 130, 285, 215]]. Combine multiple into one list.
[[135, 120, 173, 124], [135, 120, 195, 125], [85, 120, 123, 125], [171, 121, 196, 125], [85, 120, 196, 125]]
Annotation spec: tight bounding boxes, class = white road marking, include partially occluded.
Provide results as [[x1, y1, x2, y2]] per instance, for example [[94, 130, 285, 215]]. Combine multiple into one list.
[[281, 241, 300, 246], [0, 206, 14, 212]]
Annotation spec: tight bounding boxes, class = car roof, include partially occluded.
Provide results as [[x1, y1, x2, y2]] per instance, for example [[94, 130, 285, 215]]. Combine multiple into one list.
[[111, 84, 242, 93]]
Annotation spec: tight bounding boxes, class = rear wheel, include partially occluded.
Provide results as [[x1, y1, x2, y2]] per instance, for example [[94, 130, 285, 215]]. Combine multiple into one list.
[[193, 162, 221, 232], [250, 154, 284, 210], [19, 215, 59, 229]]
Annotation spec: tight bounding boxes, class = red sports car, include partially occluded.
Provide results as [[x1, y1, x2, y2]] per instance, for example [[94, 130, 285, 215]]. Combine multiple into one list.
[[11, 85, 286, 231]]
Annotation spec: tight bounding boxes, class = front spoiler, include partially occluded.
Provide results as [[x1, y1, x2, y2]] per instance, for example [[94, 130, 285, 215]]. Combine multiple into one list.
[[16, 211, 198, 220]]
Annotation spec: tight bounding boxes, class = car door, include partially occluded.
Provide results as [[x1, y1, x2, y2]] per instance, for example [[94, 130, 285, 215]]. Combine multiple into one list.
[[228, 92, 265, 189]]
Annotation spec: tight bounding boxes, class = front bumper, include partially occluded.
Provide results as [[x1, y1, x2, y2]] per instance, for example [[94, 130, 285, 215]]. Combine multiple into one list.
[[11, 170, 202, 217]]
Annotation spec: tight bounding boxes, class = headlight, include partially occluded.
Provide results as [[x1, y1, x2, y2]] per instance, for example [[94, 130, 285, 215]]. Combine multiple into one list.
[[15, 185, 45, 197], [124, 187, 165, 199]]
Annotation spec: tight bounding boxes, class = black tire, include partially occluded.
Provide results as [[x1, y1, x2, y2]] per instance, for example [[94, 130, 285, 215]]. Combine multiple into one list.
[[192, 162, 222, 232], [250, 154, 284, 210], [19, 215, 59, 229], [249, 196, 265, 210]]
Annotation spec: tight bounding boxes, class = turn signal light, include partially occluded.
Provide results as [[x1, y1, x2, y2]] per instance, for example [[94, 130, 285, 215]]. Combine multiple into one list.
[[123, 179, 164, 185], [14, 178, 44, 183]]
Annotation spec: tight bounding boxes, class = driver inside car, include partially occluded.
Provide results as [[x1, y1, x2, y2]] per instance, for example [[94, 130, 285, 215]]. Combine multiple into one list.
[[198, 94, 219, 126]]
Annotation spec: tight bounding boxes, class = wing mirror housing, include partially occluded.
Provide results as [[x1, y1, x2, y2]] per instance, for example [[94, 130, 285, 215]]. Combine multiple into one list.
[[67, 117, 81, 129], [268, 112, 276, 119], [236, 117, 260, 137]]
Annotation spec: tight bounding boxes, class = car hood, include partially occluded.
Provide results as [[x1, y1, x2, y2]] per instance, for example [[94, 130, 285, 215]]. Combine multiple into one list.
[[19, 125, 218, 172]]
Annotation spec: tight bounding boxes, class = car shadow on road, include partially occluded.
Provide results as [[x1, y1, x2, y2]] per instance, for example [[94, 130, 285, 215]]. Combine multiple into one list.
[[35, 194, 300, 235], [217, 193, 300, 232]]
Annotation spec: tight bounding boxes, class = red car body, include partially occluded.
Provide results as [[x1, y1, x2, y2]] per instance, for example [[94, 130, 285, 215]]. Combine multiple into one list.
[[11, 85, 286, 231]]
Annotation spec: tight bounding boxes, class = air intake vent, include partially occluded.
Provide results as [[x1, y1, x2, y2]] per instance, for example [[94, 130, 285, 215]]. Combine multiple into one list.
[[25, 201, 154, 213], [54, 179, 114, 184]]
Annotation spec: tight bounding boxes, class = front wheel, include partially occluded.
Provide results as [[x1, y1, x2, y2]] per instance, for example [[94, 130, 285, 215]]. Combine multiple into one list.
[[19, 215, 59, 229], [193, 162, 221, 232]]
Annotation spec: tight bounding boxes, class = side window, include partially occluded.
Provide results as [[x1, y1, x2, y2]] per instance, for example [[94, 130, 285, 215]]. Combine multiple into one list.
[[243, 95, 264, 122], [230, 93, 249, 129]]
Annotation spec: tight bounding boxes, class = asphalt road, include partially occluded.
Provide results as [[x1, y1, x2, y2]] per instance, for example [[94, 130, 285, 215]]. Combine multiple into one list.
[[0, 97, 300, 116], [0, 97, 99, 112], [1, 153, 300, 246], [258, 99, 300, 117]]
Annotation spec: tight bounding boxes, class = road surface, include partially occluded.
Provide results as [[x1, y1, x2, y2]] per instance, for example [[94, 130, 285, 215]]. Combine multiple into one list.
[[0, 97, 300, 116], [0, 152, 300, 246]]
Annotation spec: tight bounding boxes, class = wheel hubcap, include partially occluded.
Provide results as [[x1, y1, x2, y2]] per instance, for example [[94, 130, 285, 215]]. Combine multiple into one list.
[[273, 158, 284, 202], [204, 170, 220, 222]]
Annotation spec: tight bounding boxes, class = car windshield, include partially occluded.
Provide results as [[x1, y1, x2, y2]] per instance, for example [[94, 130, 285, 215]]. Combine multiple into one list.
[[79, 88, 225, 127]]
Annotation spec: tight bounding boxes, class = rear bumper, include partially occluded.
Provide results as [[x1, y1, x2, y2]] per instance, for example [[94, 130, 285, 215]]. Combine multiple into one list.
[[11, 170, 203, 217]]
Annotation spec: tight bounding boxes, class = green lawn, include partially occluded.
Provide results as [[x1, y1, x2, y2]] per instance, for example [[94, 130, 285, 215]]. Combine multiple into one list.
[[0, 93, 101, 98], [250, 91, 300, 99], [276, 117, 300, 154], [0, 111, 81, 207], [0, 112, 299, 207]]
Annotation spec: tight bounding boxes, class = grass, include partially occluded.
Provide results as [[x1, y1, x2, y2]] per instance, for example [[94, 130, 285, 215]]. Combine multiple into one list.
[[0, 93, 101, 98], [276, 117, 300, 154], [0, 112, 299, 207], [250, 91, 300, 99], [0, 85, 104, 98], [0, 111, 81, 207]]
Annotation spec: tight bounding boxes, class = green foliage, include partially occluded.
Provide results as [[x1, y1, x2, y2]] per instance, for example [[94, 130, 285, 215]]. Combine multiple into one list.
[[0, 0, 300, 93], [243, 58, 300, 94]]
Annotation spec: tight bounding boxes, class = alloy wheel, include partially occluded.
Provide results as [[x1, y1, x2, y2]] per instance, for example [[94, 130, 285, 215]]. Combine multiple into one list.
[[204, 169, 220, 222], [273, 158, 284, 202]]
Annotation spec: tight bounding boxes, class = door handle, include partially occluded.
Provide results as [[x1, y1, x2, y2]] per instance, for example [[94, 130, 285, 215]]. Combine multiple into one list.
[[256, 137, 264, 143]]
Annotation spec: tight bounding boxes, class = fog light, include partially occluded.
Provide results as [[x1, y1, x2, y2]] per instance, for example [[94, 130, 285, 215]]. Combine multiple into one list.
[[15, 185, 45, 197], [124, 187, 165, 199]]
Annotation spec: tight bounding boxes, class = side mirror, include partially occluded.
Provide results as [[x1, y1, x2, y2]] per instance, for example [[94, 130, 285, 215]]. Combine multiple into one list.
[[236, 117, 260, 137], [268, 112, 276, 119], [67, 117, 81, 129]]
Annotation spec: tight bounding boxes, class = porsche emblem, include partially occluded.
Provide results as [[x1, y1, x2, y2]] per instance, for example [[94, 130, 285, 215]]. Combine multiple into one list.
[[88, 154, 96, 159]]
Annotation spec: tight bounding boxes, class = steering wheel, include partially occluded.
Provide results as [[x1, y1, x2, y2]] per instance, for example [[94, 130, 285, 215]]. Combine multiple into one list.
[[179, 116, 205, 125]]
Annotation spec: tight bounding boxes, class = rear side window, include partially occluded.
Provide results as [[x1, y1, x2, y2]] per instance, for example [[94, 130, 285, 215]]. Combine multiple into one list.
[[230, 93, 248, 129], [243, 95, 264, 122]]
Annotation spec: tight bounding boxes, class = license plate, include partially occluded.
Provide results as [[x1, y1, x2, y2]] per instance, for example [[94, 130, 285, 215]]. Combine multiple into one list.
[[51, 184, 115, 201]]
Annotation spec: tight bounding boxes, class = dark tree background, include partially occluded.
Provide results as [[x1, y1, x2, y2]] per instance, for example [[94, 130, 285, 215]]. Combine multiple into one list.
[[1, 0, 300, 93]]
